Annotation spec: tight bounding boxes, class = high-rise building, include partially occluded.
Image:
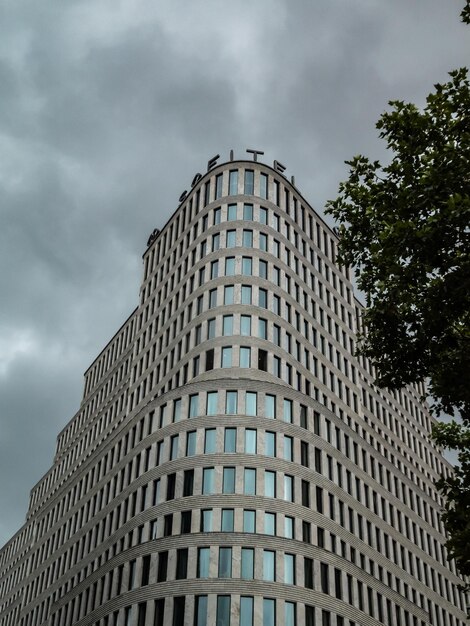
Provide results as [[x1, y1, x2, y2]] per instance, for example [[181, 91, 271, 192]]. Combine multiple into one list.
[[0, 152, 467, 626]]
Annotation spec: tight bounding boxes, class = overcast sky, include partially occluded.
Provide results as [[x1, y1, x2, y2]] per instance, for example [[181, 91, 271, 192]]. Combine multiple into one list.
[[0, 0, 468, 548]]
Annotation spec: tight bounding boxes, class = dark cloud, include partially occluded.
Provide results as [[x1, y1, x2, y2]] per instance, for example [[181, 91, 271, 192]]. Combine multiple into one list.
[[0, 0, 468, 546]]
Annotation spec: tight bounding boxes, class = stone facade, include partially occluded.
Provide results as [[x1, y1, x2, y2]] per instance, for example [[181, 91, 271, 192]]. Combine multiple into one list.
[[0, 156, 467, 626]]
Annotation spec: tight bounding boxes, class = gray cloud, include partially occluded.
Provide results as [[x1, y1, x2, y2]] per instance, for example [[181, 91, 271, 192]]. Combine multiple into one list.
[[0, 0, 468, 546]]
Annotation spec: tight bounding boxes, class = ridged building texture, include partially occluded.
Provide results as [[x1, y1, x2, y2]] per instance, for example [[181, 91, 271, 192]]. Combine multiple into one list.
[[0, 155, 467, 626]]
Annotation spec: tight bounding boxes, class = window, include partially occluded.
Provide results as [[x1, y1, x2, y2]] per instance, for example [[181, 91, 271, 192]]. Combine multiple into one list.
[[243, 203, 253, 220], [215, 173, 223, 199], [229, 170, 238, 195], [170, 435, 179, 460], [283, 399, 293, 423], [306, 606, 315, 626], [259, 206, 268, 224], [263, 599, 275, 626], [258, 317, 267, 339], [224, 427, 236, 452], [241, 547, 254, 579], [218, 547, 232, 577], [284, 435, 293, 461], [222, 346, 232, 367], [258, 348, 267, 371], [263, 551, 275, 581], [241, 285, 252, 304], [243, 229, 253, 247], [242, 256, 252, 275], [197, 547, 210, 578], [188, 394, 198, 418], [259, 288, 268, 308], [209, 288, 217, 308], [265, 512, 276, 535], [285, 602, 296, 626], [260, 173, 268, 199], [142, 555, 151, 586], [225, 256, 235, 276], [194, 596, 208, 626], [183, 469, 194, 496], [273, 324, 280, 346], [186, 430, 196, 456], [259, 232, 268, 251], [227, 204, 237, 220], [128, 559, 136, 590], [201, 509, 212, 532], [216, 596, 231, 626], [321, 562, 329, 593], [173, 399, 182, 422], [244, 170, 254, 194], [244, 468, 256, 495], [243, 509, 256, 533], [284, 554, 295, 584], [304, 557, 314, 588], [265, 394, 276, 418], [166, 474, 176, 500], [265, 431, 276, 456], [240, 314, 251, 335], [206, 391, 218, 415], [205, 349, 214, 371], [175, 548, 188, 579], [259, 259, 268, 278], [221, 508, 234, 532], [240, 597, 254, 626], [210, 260, 218, 280], [226, 230, 236, 247], [223, 467, 235, 494], [265, 470, 276, 497], [204, 429, 216, 453], [284, 475, 294, 501], [245, 428, 257, 453], [223, 314, 233, 335], [245, 392, 257, 415], [284, 516, 294, 539], [212, 233, 220, 250], [202, 468, 215, 494], [225, 391, 238, 414], [157, 551, 168, 582], [224, 285, 234, 304], [214, 207, 221, 225], [240, 346, 251, 367]]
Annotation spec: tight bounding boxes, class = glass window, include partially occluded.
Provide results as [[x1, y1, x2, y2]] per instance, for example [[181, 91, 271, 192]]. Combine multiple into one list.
[[245, 392, 257, 416], [265, 431, 276, 456], [201, 509, 212, 532], [214, 207, 221, 225], [197, 547, 210, 578], [265, 470, 276, 497], [263, 599, 275, 626], [244, 429, 257, 454], [175, 548, 188, 579], [211, 260, 219, 279], [259, 233, 268, 251], [243, 229, 253, 247], [225, 256, 235, 276], [223, 314, 233, 335], [186, 431, 196, 456], [272, 214, 280, 231], [194, 596, 208, 626], [284, 475, 294, 501], [218, 548, 232, 578], [285, 602, 296, 626], [216, 596, 231, 626], [244, 170, 254, 194], [224, 428, 236, 452], [173, 597, 185, 626], [209, 289, 217, 309], [260, 174, 268, 199], [273, 355, 281, 378], [215, 173, 223, 199], [206, 391, 218, 415], [259, 259, 268, 279], [241, 285, 252, 304], [202, 468, 214, 494], [244, 468, 256, 495], [173, 399, 181, 422], [242, 256, 252, 275], [222, 467, 235, 494], [259, 288, 268, 308], [259, 206, 268, 224], [263, 551, 275, 582], [240, 315, 251, 336], [273, 266, 281, 286], [212, 233, 220, 250], [258, 318, 267, 339], [226, 230, 236, 247], [170, 435, 179, 460], [243, 203, 253, 220], [241, 547, 254, 579], [273, 324, 281, 346], [243, 510, 256, 533], [227, 204, 237, 220], [265, 512, 276, 535], [221, 508, 234, 532], [183, 469, 194, 497], [273, 295, 280, 315], [224, 285, 234, 305], [222, 346, 232, 368], [284, 554, 295, 584], [240, 346, 251, 368], [229, 170, 238, 195], [225, 390, 238, 414], [240, 597, 254, 626], [284, 435, 293, 461], [207, 318, 216, 339], [204, 429, 216, 453], [284, 516, 294, 539], [283, 399, 293, 423], [265, 394, 276, 418]]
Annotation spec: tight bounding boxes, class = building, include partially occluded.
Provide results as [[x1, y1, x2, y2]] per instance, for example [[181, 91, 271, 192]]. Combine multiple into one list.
[[0, 151, 467, 626]]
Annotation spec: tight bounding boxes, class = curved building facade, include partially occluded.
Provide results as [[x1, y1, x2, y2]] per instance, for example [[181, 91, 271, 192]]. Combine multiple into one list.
[[0, 153, 467, 626]]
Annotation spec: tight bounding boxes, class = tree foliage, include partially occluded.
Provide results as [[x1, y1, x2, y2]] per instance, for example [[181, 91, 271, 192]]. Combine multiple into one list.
[[462, 0, 470, 24], [326, 68, 470, 576]]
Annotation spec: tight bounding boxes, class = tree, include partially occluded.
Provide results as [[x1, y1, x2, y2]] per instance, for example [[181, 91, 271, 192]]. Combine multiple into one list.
[[326, 68, 470, 576]]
